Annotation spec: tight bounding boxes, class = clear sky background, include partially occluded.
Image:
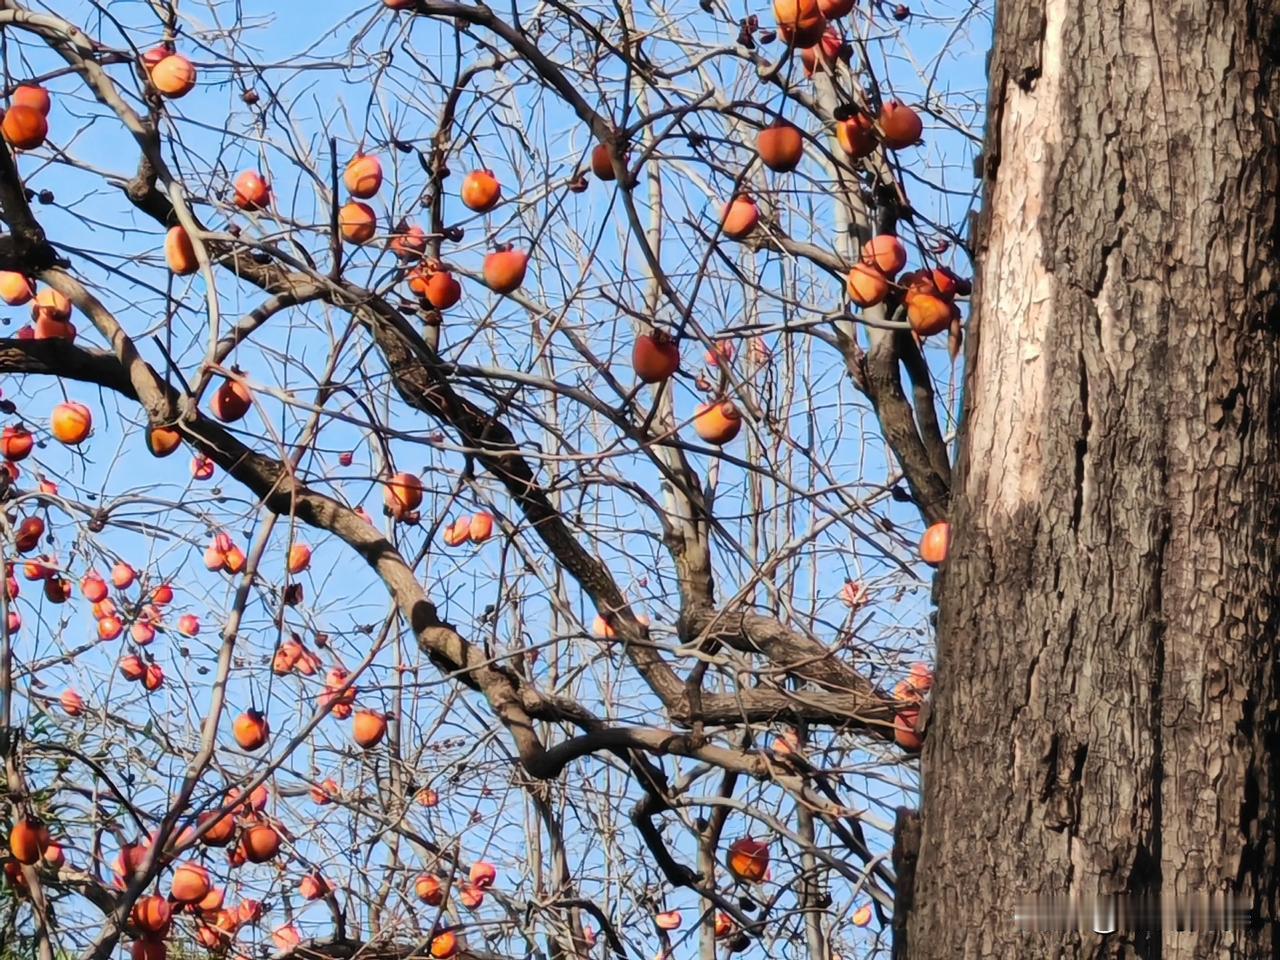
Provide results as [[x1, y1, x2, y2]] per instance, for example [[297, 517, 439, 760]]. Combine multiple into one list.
[[5, 1, 991, 957]]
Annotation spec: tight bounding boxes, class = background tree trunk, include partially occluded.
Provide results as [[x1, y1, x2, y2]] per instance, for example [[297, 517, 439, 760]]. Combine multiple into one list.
[[905, 0, 1280, 956]]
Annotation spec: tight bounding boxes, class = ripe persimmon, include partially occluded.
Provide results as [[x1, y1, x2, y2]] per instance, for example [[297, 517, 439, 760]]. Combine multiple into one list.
[[879, 100, 923, 149], [423, 271, 462, 310], [14, 516, 43, 553], [416, 873, 443, 905], [470, 861, 497, 888], [835, 113, 878, 159], [171, 862, 211, 903], [147, 426, 182, 457], [384, 471, 423, 517], [164, 226, 198, 276], [79, 573, 107, 604], [49, 402, 91, 445], [338, 201, 377, 244], [9, 818, 49, 864], [2, 104, 47, 150], [721, 197, 759, 240], [240, 823, 280, 863], [111, 562, 135, 589], [591, 144, 618, 180], [844, 263, 885, 308], [42, 842, 64, 868], [0, 425, 32, 460], [777, 13, 827, 47], [861, 235, 907, 276], [132, 894, 172, 936], [210, 379, 252, 423], [232, 709, 269, 751], [726, 837, 769, 882], [151, 54, 197, 98], [632, 331, 680, 383], [919, 521, 951, 566], [468, 513, 494, 543], [142, 663, 164, 691], [287, 543, 311, 574], [390, 224, 427, 258], [299, 873, 329, 900], [693, 401, 742, 445], [0, 272, 33, 307], [483, 249, 528, 294], [273, 926, 302, 951], [461, 170, 501, 212], [12, 85, 50, 116], [343, 154, 383, 198], [310, 778, 338, 805], [222, 546, 247, 575], [906, 289, 951, 336], [197, 811, 236, 847], [431, 930, 458, 959], [32, 314, 75, 341], [757, 121, 804, 172], [353, 709, 387, 748], [773, 0, 826, 44], [894, 706, 923, 750], [232, 171, 270, 210]]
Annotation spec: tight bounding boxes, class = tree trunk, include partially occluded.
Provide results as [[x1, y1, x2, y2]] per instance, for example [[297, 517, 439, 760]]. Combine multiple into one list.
[[904, 0, 1280, 956]]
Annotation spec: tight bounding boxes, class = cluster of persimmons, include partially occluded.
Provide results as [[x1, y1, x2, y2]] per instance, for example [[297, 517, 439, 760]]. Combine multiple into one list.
[[0, 0, 955, 954]]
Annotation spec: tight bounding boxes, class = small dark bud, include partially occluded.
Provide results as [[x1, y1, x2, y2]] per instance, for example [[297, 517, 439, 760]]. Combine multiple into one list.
[[37, 190, 53, 205], [241, 89, 260, 105], [893, 3, 910, 20]]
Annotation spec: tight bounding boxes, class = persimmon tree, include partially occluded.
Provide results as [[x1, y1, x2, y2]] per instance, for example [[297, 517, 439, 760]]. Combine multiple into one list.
[[0, 1, 986, 959]]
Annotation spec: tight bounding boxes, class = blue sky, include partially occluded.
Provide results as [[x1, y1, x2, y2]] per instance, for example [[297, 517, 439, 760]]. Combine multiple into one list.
[[4, 1, 991, 957]]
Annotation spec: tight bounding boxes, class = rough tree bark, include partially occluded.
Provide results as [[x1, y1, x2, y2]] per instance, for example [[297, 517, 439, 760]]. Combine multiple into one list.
[[905, 0, 1280, 956]]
